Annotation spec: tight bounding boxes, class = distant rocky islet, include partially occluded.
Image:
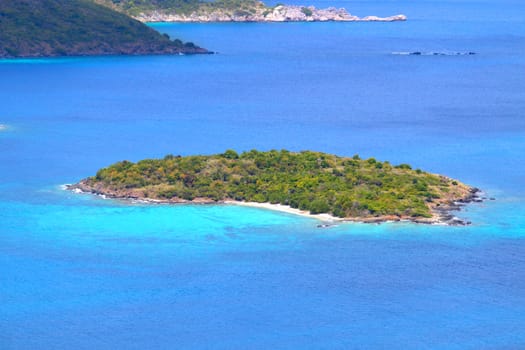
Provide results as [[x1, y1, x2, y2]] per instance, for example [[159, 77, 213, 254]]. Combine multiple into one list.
[[392, 51, 477, 56]]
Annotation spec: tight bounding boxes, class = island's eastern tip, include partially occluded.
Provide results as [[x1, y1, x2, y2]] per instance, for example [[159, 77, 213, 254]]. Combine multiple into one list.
[[68, 150, 481, 225]]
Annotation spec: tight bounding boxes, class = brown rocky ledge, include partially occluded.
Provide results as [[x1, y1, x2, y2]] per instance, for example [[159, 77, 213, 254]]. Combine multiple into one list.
[[67, 180, 482, 226]]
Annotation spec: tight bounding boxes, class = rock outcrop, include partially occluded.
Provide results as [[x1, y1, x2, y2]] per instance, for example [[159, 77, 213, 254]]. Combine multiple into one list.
[[134, 5, 407, 23], [392, 51, 476, 56]]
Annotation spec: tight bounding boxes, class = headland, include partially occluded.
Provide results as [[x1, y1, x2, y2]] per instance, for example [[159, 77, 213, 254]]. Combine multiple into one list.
[[135, 6, 407, 23], [0, 0, 209, 59], [96, 0, 406, 23]]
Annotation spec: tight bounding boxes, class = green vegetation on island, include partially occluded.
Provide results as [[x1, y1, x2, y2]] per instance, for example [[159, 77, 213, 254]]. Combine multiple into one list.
[[0, 0, 208, 59], [95, 0, 407, 23], [97, 0, 265, 16], [71, 150, 477, 222]]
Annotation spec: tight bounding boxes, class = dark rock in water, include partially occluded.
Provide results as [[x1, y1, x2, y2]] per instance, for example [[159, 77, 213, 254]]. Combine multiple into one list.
[[448, 217, 468, 226], [490, 197, 496, 201], [317, 223, 337, 228], [393, 51, 477, 56]]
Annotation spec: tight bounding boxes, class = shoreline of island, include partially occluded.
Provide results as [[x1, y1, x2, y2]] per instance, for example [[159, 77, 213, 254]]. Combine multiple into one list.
[[134, 5, 406, 23], [66, 150, 488, 226], [65, 182, 482, 226]]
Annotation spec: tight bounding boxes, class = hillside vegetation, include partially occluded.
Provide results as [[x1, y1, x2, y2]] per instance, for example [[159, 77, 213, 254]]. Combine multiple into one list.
[[0, 0, 208, 58], [97, 0, 264, 16], [73, 150, 474, 219]]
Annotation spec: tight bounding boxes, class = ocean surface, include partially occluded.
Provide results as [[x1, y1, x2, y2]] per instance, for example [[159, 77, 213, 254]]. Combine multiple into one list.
[[1, 0, 525, 348]]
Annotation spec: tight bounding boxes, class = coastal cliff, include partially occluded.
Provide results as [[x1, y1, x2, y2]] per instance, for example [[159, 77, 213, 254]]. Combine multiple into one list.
[[0, 0, 209, 59], [68, 150, 480, 225]]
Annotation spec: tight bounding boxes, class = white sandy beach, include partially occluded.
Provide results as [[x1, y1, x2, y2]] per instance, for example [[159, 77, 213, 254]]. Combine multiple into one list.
[[224, 200, 342, 222], [65, 185, 462, 225]]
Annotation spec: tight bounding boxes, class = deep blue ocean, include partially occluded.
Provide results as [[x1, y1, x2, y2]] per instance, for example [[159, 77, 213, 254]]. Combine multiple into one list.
[[1, 0, 525, 348]]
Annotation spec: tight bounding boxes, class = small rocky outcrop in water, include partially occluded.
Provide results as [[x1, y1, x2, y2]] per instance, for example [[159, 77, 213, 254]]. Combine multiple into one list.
[[392, 51, 477, 56]]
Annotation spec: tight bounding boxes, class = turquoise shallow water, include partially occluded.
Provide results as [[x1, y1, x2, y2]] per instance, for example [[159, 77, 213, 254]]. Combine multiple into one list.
[[1, 0, 525, 348]]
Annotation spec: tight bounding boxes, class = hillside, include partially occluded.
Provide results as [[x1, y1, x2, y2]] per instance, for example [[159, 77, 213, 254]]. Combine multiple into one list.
[[69, 150, 480, 224], [97, 0, 264, 16], [0, 0, 209, 59], [96, 0, 407, 22]]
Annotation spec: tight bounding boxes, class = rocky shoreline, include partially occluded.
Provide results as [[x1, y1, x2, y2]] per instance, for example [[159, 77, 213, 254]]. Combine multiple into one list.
[[66, 181, 483, 226], [1, 45, 211, 59], [134, 5, 407, 23]]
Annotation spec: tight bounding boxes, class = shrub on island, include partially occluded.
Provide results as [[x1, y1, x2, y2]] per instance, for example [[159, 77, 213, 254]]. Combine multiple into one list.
[[71, 149, 477, 221]]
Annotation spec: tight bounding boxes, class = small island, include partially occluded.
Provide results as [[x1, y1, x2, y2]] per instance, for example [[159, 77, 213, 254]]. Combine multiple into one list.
[[0, 0, 209, 59], [68, 150, 481, 225], [97, 0, 406, 23]]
